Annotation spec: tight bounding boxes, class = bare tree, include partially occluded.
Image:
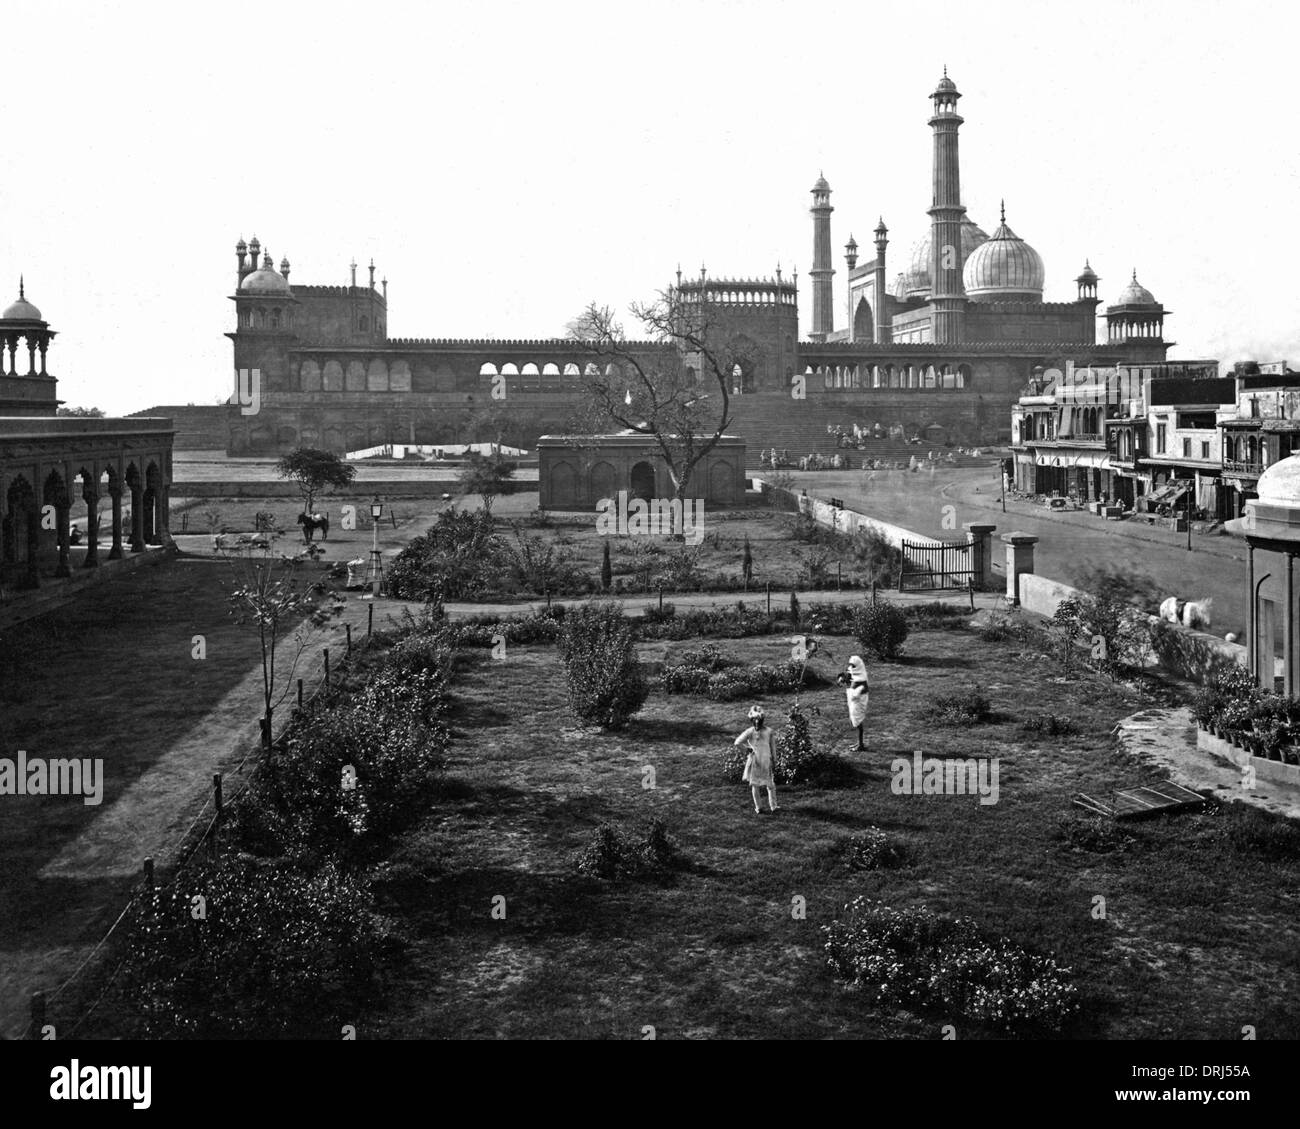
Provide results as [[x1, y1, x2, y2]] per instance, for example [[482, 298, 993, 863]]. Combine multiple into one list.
[[566, 288, 756, 532], [225, 539, 330, 759]]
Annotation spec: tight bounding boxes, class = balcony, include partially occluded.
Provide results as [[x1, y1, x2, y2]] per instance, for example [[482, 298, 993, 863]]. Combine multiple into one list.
[[1222, 458, 1264, 477]]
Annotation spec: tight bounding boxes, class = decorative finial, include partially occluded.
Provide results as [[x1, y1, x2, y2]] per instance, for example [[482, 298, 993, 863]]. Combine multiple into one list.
[[1132, 268, 1138, 281], [19, 275, 24, 300], [943, 65, 948, 76], [1000, 199, 1006, 224]]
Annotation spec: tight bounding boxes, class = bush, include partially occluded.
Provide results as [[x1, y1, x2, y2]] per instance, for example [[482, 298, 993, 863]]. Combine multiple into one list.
[[450, 615, 561, 648], [1021, 713, 1076, 737], [823, 897, 1079, 1034], [119, 856, 385, 1038], [558, 602, 647, 729], [724, 704, 845, 785], [1051, 593, 1151, 677], [574, 817, 683, 880], [925, 683, 993, 725], [853, 600, 909, 661], [846, 827, 909, 871], [1055, 811, 1134, 854], [388, 508, 505, 601], [642, 601, 676, 625]]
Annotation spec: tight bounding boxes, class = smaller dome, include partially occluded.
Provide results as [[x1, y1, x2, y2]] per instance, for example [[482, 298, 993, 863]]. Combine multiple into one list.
[[1076, 260, 1098, 283], [2, 279, 42, 321], [1114, 269, 1158, 306], [1257, 454, 1300, 506], [935, 72, 957, 93], [241, 253, 291, 294], [812, 172, 830, 192]]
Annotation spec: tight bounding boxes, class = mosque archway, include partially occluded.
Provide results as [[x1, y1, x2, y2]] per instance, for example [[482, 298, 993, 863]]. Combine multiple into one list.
[[853, 298, 873, 341]]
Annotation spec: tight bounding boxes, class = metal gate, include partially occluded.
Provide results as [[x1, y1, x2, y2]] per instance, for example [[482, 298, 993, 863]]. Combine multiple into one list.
[[898, 536, 980, 591]]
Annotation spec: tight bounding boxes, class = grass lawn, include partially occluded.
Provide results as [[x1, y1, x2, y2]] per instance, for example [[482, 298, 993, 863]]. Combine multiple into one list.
[[359, 622, 1300, 1039], [170, 497, 430, 539]]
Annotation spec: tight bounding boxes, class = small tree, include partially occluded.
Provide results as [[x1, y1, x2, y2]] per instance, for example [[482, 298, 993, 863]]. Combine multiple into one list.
[[742, 534, 754, 589], [56, 405, 106, 417], [226, 543, 323, 757], [275, 447, 357, 515], [601, 540, 613, 590], [458, 451, 517, 518]]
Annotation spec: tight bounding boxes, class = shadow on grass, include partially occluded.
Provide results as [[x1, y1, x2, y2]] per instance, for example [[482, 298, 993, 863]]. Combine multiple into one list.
[[635, 716, 729, 744]]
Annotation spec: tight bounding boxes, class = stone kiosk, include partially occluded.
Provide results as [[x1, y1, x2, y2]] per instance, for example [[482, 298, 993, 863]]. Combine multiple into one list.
[[1225, 454, 1300, 693], [537, 432, 746, 511]]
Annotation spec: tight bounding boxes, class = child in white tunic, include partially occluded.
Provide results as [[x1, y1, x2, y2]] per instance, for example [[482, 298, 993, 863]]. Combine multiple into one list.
[[843, 654, 869, 751], [735, 705, 778, 814]]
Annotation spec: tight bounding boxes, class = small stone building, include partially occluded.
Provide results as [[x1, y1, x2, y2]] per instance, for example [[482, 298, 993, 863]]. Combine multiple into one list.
[[537, 432, 746, 511]]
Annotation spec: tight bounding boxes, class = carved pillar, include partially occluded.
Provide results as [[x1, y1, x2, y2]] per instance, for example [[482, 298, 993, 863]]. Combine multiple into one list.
[[23, 502, 39, 588], [54, 496, 71, 577], [129, 480, 145, 552], [38, 339, 47, 376], [82, 481, 100, 568], [108, 481, 124, 560], [27, 338, 36, 376]]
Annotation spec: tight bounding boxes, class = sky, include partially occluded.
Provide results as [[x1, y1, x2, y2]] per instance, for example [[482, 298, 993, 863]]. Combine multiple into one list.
[[1, 0, 1297, 415]]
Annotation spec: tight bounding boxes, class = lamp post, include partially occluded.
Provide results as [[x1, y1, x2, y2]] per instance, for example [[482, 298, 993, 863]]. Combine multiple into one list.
[[368, 495, 384, 597], [1186, 485, 1193, 552]]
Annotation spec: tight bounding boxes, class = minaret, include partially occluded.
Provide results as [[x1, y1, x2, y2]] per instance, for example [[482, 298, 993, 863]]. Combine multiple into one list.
[[873, 218, 891, 344], [809, 173, 834, 341], [844, 236, 858, 339], [927, 68, 967, 344]]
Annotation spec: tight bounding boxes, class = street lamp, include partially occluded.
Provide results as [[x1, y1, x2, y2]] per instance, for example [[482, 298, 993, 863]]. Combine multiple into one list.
[[368, 496, 384, 597]]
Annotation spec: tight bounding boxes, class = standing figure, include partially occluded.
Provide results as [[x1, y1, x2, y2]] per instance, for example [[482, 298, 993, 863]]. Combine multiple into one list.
[[734, 705, 778, 815], [839, 654, 870, 751]]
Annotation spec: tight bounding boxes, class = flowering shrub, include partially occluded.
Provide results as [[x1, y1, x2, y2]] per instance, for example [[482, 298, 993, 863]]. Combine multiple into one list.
[[120, 857, 384, 1038], [924, 683, 993, 725], [846, 827, 909, 871], [824, 897, 1079, 1034]]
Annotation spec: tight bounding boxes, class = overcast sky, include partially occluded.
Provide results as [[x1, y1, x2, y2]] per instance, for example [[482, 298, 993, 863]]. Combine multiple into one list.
[[2, 0, 1296, 415]]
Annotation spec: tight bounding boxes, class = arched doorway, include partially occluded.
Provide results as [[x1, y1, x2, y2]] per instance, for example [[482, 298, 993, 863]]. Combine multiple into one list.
[[630, 460, 656, 502], [853, 297, 873, 341]]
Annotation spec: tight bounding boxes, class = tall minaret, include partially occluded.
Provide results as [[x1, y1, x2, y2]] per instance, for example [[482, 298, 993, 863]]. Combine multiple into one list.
[[873, 218, 891, 344], [927, 68, 967, 344], [809, 173, 834, 341]]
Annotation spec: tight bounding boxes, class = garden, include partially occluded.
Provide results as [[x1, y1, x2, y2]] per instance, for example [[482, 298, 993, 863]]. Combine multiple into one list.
[[57, 580, 1300, 1039]]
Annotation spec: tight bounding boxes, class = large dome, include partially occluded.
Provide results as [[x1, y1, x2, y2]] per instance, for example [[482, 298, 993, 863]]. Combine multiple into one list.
[[901, 218, 989, 298], [1113, 270, 1158, 307], [962, 213, 1045, 301], [241, 254, 291, 294], [1256, 454, 1300, 507]]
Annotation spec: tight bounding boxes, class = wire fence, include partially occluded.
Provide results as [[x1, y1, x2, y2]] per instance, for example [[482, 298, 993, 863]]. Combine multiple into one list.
[[9, 621, 376, 1041]]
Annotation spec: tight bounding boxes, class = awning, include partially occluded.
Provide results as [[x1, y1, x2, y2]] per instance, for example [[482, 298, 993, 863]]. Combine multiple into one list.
[[1071, 452, 1113, 470]]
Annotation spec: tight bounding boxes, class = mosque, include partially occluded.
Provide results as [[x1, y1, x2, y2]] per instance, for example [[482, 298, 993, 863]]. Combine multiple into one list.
[[170, 70, 1180, 459]]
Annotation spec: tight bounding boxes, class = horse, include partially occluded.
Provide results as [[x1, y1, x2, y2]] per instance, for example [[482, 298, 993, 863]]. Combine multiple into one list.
[[1159, 595, 1213, 631], [297, 511, 330, 543]]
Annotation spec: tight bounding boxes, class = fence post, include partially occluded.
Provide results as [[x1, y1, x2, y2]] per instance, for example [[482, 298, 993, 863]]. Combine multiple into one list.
[[368, 602, 374, 638], [766, 581, 771, 615], [29, 990, 45, 1041], [346, 623, 353, 654], [213, 773, 223, 822], [658, 584, 663, 613], [837, 562, 842, 591], [324, 648, 330, 691], [872, 580, 878, 606], [297, 678, 304, 710], [143, 856, 155, 889]]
